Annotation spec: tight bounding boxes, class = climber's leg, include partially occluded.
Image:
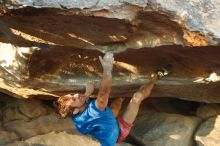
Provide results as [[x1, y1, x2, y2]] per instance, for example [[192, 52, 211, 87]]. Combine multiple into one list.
[[110, 97, 125, 117], [117, 64, 172, 142]]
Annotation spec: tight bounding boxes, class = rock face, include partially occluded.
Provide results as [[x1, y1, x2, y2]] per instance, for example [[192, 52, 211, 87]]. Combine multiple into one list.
[[197, 104, 220, 119], [0, 124, 18, 145], [1, 0, 220, 142], [5, 131, 134, 146], [0, 92, 135, 146], [195, 115, 220, 146], [0, 1, 220, 103], [2, 99, 74, 140], [131, 112, 201, 146], [9, 131, 101, 146], [2, 0, 220, 41], [2, 92, 220, 146]]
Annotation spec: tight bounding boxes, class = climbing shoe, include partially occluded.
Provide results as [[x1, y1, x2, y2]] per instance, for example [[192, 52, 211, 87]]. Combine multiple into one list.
[[154, 64, 172, 79]]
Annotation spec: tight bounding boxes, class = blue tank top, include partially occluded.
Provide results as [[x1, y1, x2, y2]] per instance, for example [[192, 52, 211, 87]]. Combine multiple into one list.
[[71, 99, 120, 146]]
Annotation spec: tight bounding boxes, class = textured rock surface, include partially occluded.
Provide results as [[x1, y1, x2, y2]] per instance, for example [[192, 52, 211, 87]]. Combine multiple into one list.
[[197, 103, 220, 119], [13, 131, 101, 146], [0, 122, 18, 145], [4, 112, 73, 139], [0, 0, 220, 103], [1, 41, 220, 102], [2, 0, 220, 41], [195, 115, 220, 146], [2, 98, 51, 123], [3, 93, 220, 146], [0, 93, 135, 146], [5, 131, 134, 146], [1, 96, 75, 140], [131, 112, 201, 146]]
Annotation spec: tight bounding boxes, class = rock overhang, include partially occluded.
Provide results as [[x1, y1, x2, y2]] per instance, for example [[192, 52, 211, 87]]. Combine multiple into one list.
[[0, 0, 220, 102]]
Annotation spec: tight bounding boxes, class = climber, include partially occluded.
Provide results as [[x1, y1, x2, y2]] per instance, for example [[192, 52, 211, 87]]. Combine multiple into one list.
[[55, 52, 171, 146]]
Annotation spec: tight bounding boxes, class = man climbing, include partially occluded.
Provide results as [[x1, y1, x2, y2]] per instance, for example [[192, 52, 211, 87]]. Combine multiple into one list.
[[55, 52, 171, 146]]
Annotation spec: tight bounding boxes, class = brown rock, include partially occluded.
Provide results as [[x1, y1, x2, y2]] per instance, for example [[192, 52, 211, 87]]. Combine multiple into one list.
[[6, 131, 134, 146], [4, 112, 75, 139], [0, 0, 220, 104], [2, 98, 51, 123], [18, 131, 100, 146], [18, 99, 52, 119], [0, 130, 18, 145], [197, 103, 220, 119], [0, 121, 18, 145]]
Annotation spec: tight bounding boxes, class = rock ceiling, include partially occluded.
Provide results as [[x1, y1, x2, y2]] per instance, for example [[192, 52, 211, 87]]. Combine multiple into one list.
[[0, 0, 220, 102]]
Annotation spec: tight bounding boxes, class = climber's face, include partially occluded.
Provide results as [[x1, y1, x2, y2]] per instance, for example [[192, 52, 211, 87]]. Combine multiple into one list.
[[64, 93, 86, 115]]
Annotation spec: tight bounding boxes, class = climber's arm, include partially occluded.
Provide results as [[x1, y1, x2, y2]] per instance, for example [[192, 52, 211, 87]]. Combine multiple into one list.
[[96, 53, 114, 110], [84, 81, 95, 99]]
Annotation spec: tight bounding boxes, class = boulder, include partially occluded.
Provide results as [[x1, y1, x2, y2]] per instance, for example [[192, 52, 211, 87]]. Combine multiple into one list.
[[4, 132, 98, 146], [5, 131, 134, 146], [0, 129, 18, 145], [197, 103, 220, 119], [3, 112, 74, 139], [2, 97, 75, 139], [2, 98, 52, 123], [195, 115, 220, 146], [3, 104, 29, 123], [0, 1, 220, 103], [22, 131, 100, 146], [2, 0, 220, 42], [0, 122, 18, 145], [131, 112, 201, 146]]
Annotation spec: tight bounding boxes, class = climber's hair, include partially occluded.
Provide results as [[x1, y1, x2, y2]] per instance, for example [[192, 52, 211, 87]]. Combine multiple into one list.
[[54, 95, 74, 118]]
